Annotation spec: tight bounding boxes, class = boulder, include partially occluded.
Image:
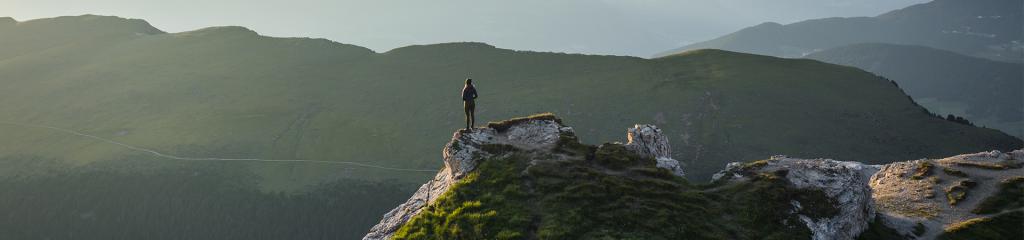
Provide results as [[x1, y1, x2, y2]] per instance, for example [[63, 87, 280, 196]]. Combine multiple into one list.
[[624, 124, 685, 176]]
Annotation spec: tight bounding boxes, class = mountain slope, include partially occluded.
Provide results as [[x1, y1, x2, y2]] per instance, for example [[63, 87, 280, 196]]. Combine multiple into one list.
[[655, 0, 1023, 63], [0, 15, 1020, 239], [806, 43, 1023, 138], [0, 15, 1018, 184]]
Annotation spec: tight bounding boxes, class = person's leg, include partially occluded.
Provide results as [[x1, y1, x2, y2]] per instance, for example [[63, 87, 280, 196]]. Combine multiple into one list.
[[464, 101, 471, 130], [469, 103, 475, 129]]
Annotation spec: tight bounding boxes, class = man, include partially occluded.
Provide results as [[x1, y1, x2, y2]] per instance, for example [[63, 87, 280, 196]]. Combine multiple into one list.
[[462, 78, 478, 130]]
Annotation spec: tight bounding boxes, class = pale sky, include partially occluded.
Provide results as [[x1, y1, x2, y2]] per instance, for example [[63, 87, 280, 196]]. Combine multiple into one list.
[[2, 0, 930, 57]]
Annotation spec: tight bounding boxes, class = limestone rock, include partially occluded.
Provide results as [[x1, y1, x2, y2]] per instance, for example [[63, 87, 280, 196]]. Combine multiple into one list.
[[713, 156, 877, 240], [363, 117, 571, 240], [442, 128, 499, 179], [624, 124, 671, 159], [870, 149, 1024, 239], [362, 169, 452, 240], [624, 124, 685, 176]]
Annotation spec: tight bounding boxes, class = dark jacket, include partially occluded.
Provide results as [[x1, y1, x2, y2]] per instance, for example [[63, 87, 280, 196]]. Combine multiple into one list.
[[462, 85, 478, 101]]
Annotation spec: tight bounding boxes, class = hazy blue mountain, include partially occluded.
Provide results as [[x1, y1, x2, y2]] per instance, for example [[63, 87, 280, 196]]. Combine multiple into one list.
[[656, 0, 1023, 63], [0, 15, 1019, 239], [806, 43, 1023, 138]]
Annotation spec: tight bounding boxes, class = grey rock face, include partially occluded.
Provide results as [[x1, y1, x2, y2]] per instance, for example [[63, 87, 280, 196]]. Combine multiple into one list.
[[624, 124, 685, 176], [362, 169, 452, 240], [714, 156, 877, 240], [442, 128, 499, 179], [504, 120, 568, 150], [363, 118, 570, 240], [624, 124, 671, 159]]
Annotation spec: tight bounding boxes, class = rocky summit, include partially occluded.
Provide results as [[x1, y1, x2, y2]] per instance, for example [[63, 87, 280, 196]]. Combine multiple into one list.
[[364, 114, 1022, 240], [364, 114, 577, 240]]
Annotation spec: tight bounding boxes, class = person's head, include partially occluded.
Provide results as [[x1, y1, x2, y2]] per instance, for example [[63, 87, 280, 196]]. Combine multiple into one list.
[[465, 78, 473, 85]]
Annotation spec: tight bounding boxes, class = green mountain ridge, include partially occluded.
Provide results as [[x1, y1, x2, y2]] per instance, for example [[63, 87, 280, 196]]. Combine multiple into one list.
[[1, 14, 1019, 183], [805, 43, 1023, 138], [0, 14, 1020, 239], [656, 0, 1023, 63]]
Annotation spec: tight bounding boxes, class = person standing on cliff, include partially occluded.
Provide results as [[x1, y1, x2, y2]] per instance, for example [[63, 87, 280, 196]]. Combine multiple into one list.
[[462, 78, 478, 131]]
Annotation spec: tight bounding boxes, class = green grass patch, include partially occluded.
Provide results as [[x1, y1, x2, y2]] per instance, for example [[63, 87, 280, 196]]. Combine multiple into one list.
[[393, 156, 533, 240], [938, 211, 1023, 240], [946, 180, 978, 206], [593, 143, 655, 170], [972, 177, 1024, 214], [952, 161, 1010, 170], [911, 162, 934, 180], [942, 167, 969, 178]]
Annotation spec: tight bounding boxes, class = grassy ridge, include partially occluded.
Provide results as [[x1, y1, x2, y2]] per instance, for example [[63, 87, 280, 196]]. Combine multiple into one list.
[[0, 15, 1017, 240], [806, 43, 1023, 138], [0, 16, 1018, 188]]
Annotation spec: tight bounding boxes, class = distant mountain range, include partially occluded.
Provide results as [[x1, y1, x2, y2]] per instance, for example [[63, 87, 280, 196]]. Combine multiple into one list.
[[806, 43, 1023, 138], [0, 15, 1019, 239], [656, 0, 1023, 63], [656, 0, 1023, 139]]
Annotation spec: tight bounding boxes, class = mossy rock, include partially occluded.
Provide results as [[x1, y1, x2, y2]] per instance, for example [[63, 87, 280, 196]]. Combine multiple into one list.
[[394, 144, 822, 240], [487, 113, 562, 132]]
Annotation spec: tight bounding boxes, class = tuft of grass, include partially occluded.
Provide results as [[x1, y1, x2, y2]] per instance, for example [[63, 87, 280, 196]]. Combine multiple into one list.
[[486, 113, 562, 132], [938, 211, 1023, 240], [946, 180, 977, 206], [951, 161, 1009, 170], [942, 167, 969, 178], [743, 159, 771, 170], [911, 162, 934, 180], [593, 143, 656, 170], [972, 177, 1024, 214]]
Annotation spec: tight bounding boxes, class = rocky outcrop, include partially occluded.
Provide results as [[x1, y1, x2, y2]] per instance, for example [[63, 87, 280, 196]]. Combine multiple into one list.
[[361, 169, 452, 240], [365, 113, 1020, 240], [713, 156, 878, 240], [363, 115, 573, 240], [624, 124, 684, 176], [870, 149, 1024, 239]]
